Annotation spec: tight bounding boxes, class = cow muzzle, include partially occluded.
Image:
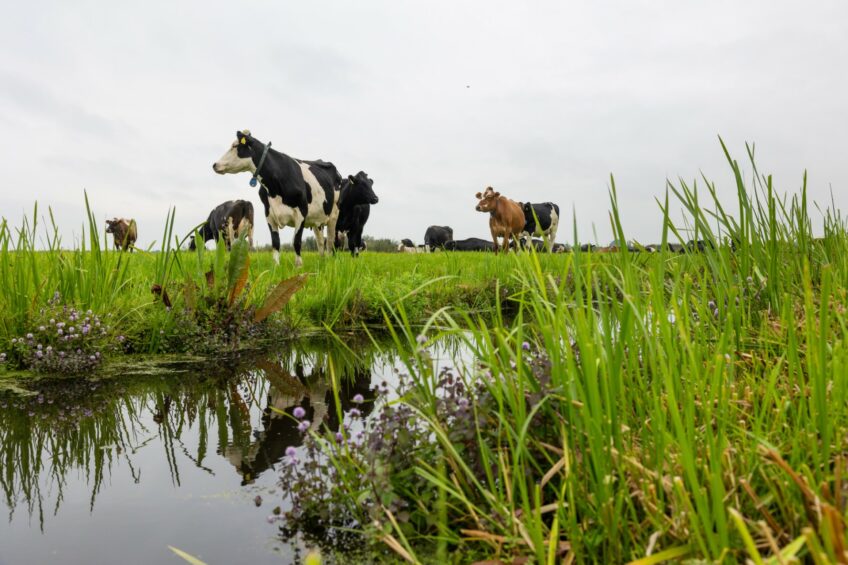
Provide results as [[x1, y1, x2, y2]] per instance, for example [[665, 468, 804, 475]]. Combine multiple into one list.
[[212, 163, 222, 174]]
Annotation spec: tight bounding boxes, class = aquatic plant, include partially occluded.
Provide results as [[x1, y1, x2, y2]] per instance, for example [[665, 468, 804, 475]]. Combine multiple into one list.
[[2, 292, 119, 373]]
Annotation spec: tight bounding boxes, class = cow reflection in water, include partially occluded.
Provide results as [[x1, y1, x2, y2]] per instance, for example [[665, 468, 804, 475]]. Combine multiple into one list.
[[223, 355, 375, 485]]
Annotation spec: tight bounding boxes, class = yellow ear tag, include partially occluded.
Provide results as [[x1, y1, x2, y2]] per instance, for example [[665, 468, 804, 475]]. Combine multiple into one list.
[[240, 137, 246, 144]]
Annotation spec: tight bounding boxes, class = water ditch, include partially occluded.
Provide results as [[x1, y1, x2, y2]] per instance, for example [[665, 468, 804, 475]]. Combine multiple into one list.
[[0, 339, 469, 564]]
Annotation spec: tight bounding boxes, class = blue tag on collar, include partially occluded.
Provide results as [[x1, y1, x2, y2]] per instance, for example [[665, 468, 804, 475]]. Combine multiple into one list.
[[249, 177, 257, 187]]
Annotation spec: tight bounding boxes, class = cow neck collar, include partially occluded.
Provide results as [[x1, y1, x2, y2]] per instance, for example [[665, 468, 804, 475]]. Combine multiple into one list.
[[249, 141, 272, 187]]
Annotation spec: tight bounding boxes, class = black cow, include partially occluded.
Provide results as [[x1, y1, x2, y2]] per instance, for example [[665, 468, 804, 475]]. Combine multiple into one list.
[[551, 243, 570, 253], [333, 171, 379, 256], [424, 225, 453, 251], [401, 238, 415, 248], [190, 200, 254, 250], [444, 237, 496, 251], [686, 239, 715, 252], [646, 243, 685, 253], [511, 238, 546, 251], [579, 244, 597, 252], [522, 202, 560, 249], [213, 130, 341, 267]]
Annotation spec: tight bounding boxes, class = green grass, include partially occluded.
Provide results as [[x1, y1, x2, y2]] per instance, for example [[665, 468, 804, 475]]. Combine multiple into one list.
[[0, 212, 532, 364], [279, 143, 848, 564]]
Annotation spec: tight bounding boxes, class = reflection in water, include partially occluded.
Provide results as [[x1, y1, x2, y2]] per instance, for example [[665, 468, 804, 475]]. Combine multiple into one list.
[[0, 343, 381, 535]]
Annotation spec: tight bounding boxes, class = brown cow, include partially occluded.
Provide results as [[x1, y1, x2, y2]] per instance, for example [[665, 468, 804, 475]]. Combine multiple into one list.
[[105, 218, 137, 251], [475, 187, 525, 254]]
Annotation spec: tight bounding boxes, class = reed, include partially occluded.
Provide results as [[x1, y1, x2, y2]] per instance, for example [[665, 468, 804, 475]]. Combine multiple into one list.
[[283, 143, 848, 563]]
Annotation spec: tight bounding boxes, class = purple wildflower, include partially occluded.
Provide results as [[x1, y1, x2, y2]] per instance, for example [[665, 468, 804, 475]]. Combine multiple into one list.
[[352, 394, 364, 404], [349, 408, 361, 418], [522, 341, 531, 351], [297, 420, 310, 433], [416, 334, 427, 345], [293, 406, 306, 419]]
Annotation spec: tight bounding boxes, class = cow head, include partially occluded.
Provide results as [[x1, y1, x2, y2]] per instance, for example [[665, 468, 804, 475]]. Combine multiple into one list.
[[475, 187, 500, 212], [213, 130, 258, 175], [105, 218, 124, 234], [341, 171, 379, 206]]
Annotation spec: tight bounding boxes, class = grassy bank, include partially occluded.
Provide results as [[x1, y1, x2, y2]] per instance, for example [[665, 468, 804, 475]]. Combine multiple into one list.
[[278, 146, 848, 563], [0, 202, 563, 374]]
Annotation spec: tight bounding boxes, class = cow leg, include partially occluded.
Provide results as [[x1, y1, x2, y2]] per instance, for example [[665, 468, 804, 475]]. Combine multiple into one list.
[[491, 229, 500, 254], [327, 217, 338, 256], [247, 221, 254, 250], [268, 223, 281, 264], [312, 226, 326, 256], [293, 221, 306, 268], [226, 217, 235, 250], [349, 226, 362, 257]]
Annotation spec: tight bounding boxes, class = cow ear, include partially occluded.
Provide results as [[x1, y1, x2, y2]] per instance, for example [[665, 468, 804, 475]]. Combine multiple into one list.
[[494, 192, 501, 198], [236, 131, 250, 145], [475, 192, 482, 199], [348, 175, 356, 183], [523, 203, 531, 211]]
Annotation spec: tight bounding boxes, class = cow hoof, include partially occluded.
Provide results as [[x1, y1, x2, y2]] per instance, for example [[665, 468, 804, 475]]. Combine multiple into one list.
[[272, 251, 280, 265], [295, 255, 303, 268]]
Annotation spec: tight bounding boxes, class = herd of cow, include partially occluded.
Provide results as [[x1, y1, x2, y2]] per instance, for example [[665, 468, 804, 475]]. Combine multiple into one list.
[[103, 130, 711, 261]]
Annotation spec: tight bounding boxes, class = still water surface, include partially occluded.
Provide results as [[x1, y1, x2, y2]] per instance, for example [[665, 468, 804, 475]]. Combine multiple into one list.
[[0, 340, 452, 565]]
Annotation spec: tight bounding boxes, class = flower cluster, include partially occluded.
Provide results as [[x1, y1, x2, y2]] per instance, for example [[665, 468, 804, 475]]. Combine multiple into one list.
[[277, 366, 489, 547], [2, 294, 118, 374]]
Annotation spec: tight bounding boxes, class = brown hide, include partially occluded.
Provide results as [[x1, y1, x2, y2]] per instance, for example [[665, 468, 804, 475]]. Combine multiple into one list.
[[475, 187, 525, 253], [106, 218, 137, 251]]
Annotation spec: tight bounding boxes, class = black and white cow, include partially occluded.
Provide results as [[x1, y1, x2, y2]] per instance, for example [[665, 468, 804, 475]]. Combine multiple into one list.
[[521, 202, 559, 250], [444, 237, 496, 251], [511, 238, 546, 251], [189, 200, 254, 250], [551, 243, 570, 253], [424, 225, 453, 251], [213, 130, 341, 267], [333, 171, 378, 256]]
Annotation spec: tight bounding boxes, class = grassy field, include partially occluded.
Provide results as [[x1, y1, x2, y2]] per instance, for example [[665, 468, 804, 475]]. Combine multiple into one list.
[[3, 145, 848, 563], [0, 214, 544, 370], [277, 150, 848, 564]]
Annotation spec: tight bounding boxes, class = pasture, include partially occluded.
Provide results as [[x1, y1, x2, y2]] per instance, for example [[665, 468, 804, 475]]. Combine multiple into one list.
[[2, 154, 848, 564]]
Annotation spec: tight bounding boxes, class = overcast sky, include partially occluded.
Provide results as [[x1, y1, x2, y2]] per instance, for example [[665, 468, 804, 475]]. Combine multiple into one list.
[[1, 0, 846, 248]]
